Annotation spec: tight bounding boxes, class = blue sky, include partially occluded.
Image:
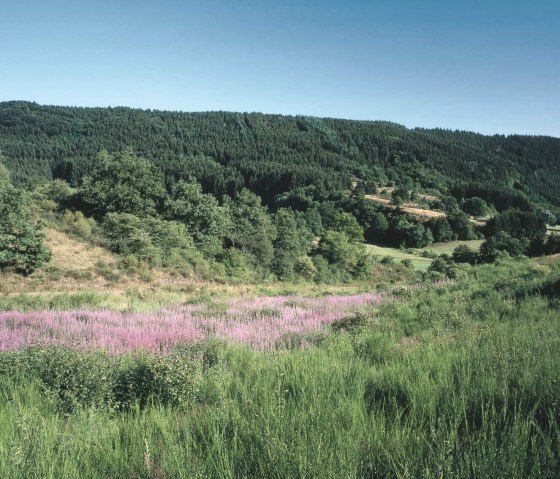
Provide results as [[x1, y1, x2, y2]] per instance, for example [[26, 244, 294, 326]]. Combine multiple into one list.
[[1, 0, 558, 136]]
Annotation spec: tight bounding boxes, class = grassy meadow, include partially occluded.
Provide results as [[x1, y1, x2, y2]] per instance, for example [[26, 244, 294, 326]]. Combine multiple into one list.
[[1, 258, 559, 478], [365, 240, 484, 271], [365, 243, 433, 271]]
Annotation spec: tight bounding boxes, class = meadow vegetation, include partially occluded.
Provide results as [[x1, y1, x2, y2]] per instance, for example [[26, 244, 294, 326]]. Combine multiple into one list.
[[0, 259, 559, 478]]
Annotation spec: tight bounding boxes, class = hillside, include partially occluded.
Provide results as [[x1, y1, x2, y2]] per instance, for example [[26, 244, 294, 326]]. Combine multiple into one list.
[[1, 101, 559, 212]]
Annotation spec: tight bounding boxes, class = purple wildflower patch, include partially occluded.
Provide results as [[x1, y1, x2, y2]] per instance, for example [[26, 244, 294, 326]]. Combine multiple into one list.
[[0, 293, 382, 353]]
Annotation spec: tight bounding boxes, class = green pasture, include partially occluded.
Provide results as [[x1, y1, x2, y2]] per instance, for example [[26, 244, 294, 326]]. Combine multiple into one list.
[[365, 243, 432, 271], [419, 239, 484, 255]]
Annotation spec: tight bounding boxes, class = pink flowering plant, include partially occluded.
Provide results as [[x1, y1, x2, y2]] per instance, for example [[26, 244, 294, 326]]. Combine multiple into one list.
[[0, 293, 383, 354]]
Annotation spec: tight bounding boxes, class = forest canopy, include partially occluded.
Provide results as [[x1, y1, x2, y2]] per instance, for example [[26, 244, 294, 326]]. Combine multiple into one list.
[[1, 101, 559, 214]]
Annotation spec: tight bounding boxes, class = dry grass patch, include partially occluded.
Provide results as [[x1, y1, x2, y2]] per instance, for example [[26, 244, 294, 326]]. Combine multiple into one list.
[[45, 228, 117, 271]]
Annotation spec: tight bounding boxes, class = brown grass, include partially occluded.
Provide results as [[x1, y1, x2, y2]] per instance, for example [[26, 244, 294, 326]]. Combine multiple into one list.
[[365, 194, 487, 225], [45, 228, 116, 271], [0, 228, 198, 294], [364, 195, 446, 220]]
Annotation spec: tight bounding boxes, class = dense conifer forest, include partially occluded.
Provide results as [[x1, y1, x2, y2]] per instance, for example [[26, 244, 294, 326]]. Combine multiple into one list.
[[1, 101, 559, 210]]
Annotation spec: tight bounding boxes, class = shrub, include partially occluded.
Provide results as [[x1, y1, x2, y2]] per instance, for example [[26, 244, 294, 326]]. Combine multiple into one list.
[[101, 213, 207, 272], [294, 256, 317, 280], [33, 179, 75, 211], [60, 210, 95, 239], [0, 187, 51, 274], [479, 232, 529, 263], [2, 347, 204, 413], [114, 352, 202, 410], [10, 348, 115, 413], [428, 256, 456, 278], [452, 244, 478, 264], [221, 248, 253, 281]]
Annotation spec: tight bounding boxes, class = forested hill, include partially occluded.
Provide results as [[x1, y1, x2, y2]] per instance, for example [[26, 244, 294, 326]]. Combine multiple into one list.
[[1, 100, 559, 209]]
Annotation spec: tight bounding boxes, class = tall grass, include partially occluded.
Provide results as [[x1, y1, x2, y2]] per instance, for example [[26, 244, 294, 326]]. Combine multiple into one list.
[[0, 260, 559, 478]]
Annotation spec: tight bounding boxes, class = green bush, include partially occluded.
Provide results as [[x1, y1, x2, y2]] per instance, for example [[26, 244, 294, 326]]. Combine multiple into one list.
[[479, 231, 529, 263], [2, 347, 204, 413], [114, 352, 202, 410], [0, 187, 51, 274], [33, 179, 76, 211], [452, 244, 478, 264], [78, 149, 167, 218], [60, 210, 95, 240], [101, 213, 207, 273], [294, 255, 317, 280]]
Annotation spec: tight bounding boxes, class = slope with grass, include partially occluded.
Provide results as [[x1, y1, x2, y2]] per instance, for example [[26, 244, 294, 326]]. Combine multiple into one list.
[[365, 243, 433, 271], [0, 258, 559, 478], [420, 239, 484, 255]]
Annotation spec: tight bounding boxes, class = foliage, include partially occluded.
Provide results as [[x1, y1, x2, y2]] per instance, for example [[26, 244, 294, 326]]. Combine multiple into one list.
[[78, 150, 166, 218], [272, 208, 313, 280], [294, 255, 317, 280], [486, 208, 547, 241], [427, 255, 455, 278], [32, 179, 75, 211], [388, 215, 433, 248], [0, 155, 12, 191], [59, 210, 96, 240], [1, 101, 559, 213], [101, 212, 206, 272], [479, 231, 529, 263], [331, 211, 364, 242], [452, 244, 478, 264], [462, 196, 489, 217], [225, 189, 277, 270], [316, 230, 372, 280], [427, 217, 455, 242], [447, 210, 476, 240], [0, 187, 51, 274], [165, 179, 230, 256], [365, 211, 389, 242]]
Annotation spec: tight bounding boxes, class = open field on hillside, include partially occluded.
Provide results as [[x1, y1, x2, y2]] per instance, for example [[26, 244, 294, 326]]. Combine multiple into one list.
[[1, 259, 558, 478], [365, 240, 485, 271], [364, 194, 447, 221], [365, 190, 488, 226], [420, 239, 484, 255], [0, 227, 411, 310], [365, 243, 433, 271]]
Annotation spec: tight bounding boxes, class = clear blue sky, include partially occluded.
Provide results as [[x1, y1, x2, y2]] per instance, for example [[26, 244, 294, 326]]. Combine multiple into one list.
[[1, 0, 558, 136]]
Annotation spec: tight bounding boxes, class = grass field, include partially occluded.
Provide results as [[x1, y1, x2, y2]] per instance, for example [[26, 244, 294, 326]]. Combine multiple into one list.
[[0, 259, 559, 478], [365, 191, 488, 227], [365, 243, 433, 271], [420, 239, 484, 255], [365, 240, 484, 272]]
